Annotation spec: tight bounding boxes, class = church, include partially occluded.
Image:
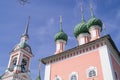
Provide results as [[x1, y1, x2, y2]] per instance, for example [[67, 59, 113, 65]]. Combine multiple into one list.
[[41, 5, 120, 80], [0, 3, 120, 80]]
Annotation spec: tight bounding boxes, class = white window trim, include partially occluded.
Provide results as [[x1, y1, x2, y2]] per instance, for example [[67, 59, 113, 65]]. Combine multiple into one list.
[[86, 66, 97, 78], [69, 72, 78, 80]]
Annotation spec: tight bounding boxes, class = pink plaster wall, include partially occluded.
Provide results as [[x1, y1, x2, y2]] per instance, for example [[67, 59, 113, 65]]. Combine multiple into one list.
[[50, 50, 104, 80], [111, 54, 120, 80]]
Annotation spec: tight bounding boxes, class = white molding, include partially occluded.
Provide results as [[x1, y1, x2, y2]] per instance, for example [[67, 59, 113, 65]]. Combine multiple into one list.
[[56, 40, 66, 44], [44, 64, 51, 80], [77, 33, 90, 39], [99, 45, 115, 80], [86, 66, 97, 78], [89, 25, 101, 31]]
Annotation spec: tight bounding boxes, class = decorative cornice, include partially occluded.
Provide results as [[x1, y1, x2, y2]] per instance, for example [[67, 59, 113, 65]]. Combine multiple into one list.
[[41, 35, 119, 64]]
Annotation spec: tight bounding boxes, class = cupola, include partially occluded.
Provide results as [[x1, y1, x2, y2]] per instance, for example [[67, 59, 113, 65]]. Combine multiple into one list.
[[54, 16, 68, 54], [87, 4, 103, 41], [74, 5, 90, 45]]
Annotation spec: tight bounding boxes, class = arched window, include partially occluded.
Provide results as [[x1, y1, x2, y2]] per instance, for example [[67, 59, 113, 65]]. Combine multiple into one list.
[[54, 76, 62, 80], [56, 78, 60, 80], [12, 57, 17, 70], [88, 69, 96, 77], [21, 58, 27, 73], [87, 66, 97, 78], [69, 72, 78, 80], [71, 74, 77, 80]]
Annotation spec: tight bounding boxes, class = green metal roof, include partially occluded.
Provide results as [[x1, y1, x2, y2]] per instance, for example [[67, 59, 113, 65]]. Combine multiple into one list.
[[87, 16, 103, 31], [19, 42, 29, 48], [54, 30, 68, 42], [74, 20, 89, 38], [13, 42, 32, 54]]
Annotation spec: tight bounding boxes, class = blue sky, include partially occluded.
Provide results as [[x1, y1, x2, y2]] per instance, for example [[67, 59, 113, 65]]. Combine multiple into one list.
[[0, 0, 120, 80]]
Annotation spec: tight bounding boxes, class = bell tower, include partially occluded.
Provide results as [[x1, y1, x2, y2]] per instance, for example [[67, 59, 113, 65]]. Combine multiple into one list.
[[1, 16, 33, 80]]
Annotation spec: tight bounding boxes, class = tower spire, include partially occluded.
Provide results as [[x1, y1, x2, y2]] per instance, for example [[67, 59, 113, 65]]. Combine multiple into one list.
[[89, 3, 94, 17], [60, 16, 63, 32], [80, 4, 85, 21], [21, 16, 30, 43], [23, 16, 30, 37]]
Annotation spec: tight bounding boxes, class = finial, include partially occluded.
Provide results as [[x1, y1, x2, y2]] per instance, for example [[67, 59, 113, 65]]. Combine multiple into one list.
[[60, 16, 63, 31], [80, 4, 85, 21], [89, 3, 94, 17], [23, 16, 30, 36]]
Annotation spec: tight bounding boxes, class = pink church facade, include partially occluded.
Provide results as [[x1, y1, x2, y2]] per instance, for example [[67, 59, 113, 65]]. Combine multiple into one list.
[[41, 5, 120, 80], [42, 35, 120, 80]]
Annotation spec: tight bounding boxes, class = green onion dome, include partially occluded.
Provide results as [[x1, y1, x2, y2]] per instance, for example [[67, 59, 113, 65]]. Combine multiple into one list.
[[87, 16, 103, 31], [74, 20, 89, 38], [54, 29, 68, 42]]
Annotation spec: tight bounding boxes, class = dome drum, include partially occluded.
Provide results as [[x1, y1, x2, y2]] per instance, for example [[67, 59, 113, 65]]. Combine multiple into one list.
[[55, 39, 66, 44], [89, 25, 101, 32], [77, 33, 90, 45], [89, 25, 101, 41]]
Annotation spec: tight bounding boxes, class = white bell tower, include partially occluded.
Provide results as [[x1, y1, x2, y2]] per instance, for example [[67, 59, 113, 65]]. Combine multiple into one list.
[[1, 16, 33, 80]]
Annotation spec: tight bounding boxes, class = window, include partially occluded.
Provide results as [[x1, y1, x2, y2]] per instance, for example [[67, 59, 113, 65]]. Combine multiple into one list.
[[54, 76, 61, 80], [56, 78, 60, 80], [88, 70, 96, 77], [12, 57, 17, 70], [115, 72, 118, 80], [69, 72, 78, 80], [87, 66, 97, 78], [13, 57, 17, 66], [71, 74, 77, 80], [21, 58, 27, 73]]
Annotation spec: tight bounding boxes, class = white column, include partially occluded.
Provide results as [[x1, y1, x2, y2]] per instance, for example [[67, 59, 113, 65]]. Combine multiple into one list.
[[7, 55, 12, 69], [77, 33, 90, 45], [89, 25, 101, 41], [44, 64, 51, 80], [99, 45, 115, 80]]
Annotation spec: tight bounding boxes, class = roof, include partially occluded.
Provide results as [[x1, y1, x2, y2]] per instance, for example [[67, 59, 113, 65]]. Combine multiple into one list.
[[41, 35, 120, 64], [87, 16, 103, 31], [74, 20, 89, 38], [54, 30, 68, 42]]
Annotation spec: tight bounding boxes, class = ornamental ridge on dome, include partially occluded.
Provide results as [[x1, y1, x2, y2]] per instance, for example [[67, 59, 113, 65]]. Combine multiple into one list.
[[54, 16, 68, 42], [74, 4, 89, 38], [87, 4, 103, 31]]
